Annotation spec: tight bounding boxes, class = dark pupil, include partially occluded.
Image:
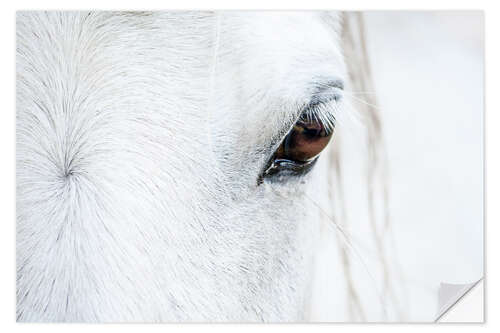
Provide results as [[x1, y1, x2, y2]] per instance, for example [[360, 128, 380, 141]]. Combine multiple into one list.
[[275, 119, 333, 163]]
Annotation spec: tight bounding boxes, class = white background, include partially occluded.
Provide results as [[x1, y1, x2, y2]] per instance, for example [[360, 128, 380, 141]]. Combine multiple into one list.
[[1, 0, 495, 331], [367, 11, 483, 320]]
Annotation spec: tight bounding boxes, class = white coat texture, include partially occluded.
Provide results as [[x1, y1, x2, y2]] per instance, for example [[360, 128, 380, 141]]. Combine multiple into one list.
[[17, 11, 404, 322]]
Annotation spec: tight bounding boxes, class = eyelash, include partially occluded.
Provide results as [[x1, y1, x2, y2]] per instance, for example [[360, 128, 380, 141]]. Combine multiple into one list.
[[300, 102, 337, 134]]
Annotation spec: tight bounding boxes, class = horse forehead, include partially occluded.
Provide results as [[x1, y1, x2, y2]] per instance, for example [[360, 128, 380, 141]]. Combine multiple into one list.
[[227, 11, 340, 36], [217, 12, 345, 96], [222, 12, 342, 55]]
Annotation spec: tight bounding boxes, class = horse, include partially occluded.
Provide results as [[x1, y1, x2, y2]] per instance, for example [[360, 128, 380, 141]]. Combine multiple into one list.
[[16, 11, 398, 321]]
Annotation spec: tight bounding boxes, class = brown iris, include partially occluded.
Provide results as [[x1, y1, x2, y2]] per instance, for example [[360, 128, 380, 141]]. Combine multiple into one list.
[[275, 119, 332, 163], [259, 117, 333, 182]]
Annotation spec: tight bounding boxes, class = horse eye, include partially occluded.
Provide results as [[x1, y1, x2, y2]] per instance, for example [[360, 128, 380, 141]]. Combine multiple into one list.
[[259, 114, 333, 183]]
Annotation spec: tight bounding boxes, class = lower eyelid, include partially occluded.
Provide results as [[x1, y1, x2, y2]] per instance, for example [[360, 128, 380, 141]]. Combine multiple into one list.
[[258, 157, 318, 185]]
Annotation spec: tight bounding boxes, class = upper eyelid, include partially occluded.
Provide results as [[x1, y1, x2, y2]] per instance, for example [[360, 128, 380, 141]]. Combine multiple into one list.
[[309, 79, 344, 105], [315, 78, 345, 90]]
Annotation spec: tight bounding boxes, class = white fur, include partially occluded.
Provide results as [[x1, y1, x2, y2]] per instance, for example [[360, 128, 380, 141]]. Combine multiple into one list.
[[16, 11, 360, 322]]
